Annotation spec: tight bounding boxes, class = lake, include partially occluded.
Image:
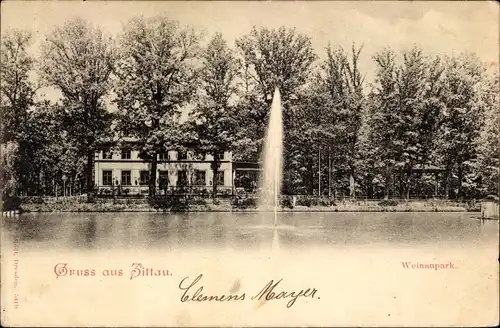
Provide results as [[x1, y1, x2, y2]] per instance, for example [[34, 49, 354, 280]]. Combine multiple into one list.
[[2, 212, 498, 326]]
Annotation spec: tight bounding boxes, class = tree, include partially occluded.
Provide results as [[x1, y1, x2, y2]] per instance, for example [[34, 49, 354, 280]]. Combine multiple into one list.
[[1, 29, 37, 143], [39, 18, 116, 202], [187, 33, 239, 199], [306, 44, 365, 197], [1, 29, 38, 198], [436, 53, 486, 199], [365, 48, 400, 198], [369, 47, 446, 199], [114, 15, 202, 197], [395, 47, 442, 198], [231, 88, 264, 162], [476, 73, 498, 196], [1, 142, 19, 199], [354, 99, 382, 199], [20, 101, 85, 196], [236, 26, 318, 105], [235, 26, 318, 193]]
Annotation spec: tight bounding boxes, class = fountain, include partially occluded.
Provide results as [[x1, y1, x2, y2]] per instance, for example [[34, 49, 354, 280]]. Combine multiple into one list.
[[258, 88, 284, 226]]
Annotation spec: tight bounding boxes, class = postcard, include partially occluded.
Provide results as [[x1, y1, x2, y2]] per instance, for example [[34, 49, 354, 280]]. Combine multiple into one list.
[[1, 1, 499, 327]]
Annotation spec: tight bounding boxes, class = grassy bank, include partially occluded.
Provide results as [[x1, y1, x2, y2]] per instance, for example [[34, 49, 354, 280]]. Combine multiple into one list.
[[18, 196, 479, 213]]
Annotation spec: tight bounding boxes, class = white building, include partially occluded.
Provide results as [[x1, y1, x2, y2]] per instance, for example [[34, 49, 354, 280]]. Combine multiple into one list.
[[94, 145, 235, 196]]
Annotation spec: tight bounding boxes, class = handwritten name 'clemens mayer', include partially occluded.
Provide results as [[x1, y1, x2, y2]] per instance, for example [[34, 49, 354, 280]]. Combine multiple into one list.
[[179, 274, 319, 308]]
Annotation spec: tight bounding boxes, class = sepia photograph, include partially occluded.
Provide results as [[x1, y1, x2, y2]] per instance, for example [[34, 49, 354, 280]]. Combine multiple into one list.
[[1, 0, 499, 326]]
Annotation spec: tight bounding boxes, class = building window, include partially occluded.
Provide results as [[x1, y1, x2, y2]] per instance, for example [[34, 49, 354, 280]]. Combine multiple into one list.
[[177, 150, 187, 160], [121, 149, 131, 159], [121, 170, 131, 186], [159, 151, 168, 161], [102, 170, 112, 186], [218, 152, 225, 160], [159, 171, 169, 189], [194, 170, 206, 186], [139, 171, 149, 185], [103, 149, 113, 159], [216, 171, 225, 186], [177, 170, 188, 186]]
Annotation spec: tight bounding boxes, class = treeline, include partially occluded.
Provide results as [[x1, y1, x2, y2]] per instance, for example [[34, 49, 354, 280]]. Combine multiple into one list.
[[1, 16, 498, 202]]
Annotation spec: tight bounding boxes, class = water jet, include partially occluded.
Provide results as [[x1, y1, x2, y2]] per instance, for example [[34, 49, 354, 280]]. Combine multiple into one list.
[[258, 88, 283, 226]]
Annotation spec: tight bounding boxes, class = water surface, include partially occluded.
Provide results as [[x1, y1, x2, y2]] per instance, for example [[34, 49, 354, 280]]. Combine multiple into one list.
[[2, 212, 497, 251]]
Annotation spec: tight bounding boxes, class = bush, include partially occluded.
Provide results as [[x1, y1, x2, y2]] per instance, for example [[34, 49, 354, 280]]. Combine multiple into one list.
[[294, 196, 332, 207], [147, 196, 191, 212], [170, 197, 190, 212], [113, 198, 127, 205], [378, 199, 399, 206], [200, 189, 210, 198], [2, 195, 21, 211], [281, 197, 294, 209], [231, 196, 257, 209], [18, 196, 44, 204], [297, 196, 313, 207], [318, 198, 336, 207], [190, 197, 207, 206]]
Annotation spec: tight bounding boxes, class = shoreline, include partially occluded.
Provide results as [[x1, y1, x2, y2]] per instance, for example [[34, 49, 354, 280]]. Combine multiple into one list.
[[5, 196, 494, 216], [5, 206, 497, 220], [15, 203, 480, 214], [12, 209, 478, 213]]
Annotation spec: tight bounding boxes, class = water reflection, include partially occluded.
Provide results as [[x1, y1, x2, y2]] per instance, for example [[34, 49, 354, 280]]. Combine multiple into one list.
[[3, 213, 62, 243], [70, 216, 98, 249], [2, 212, 498, 252], [272, 228, 280, 252]]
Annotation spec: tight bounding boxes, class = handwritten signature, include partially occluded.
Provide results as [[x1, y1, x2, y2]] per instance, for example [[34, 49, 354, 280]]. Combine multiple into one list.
[[179, 274, 319, 308]]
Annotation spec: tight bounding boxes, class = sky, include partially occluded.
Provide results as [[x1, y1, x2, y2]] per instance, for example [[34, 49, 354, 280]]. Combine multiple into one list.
[[1, 0, 499, 103]]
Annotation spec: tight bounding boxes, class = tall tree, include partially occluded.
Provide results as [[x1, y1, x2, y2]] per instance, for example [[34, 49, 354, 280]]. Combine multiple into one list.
[[0, 142, 19, 199], [236, 26, 318, 106], [39, 18, 116, 202], [354, 96, 382, 199], [187, 33, 239, 199], [395, 47, 438, 198], [1, 29, 38, 197], [477, 72, 499, 196], [22, 101, 85, 196], [114, 15, 202, 197], [368, 48, 400, 198], [369, 47, 446, 199], [1, 29, 37, 143], [235, 26, 318, 193], [436, 53, 485, 199], [472, 73, 500, 195], [307, 44, 365, 197]]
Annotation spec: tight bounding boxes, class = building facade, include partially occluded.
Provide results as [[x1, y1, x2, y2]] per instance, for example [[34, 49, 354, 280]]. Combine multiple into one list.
[[94, 146, 235, 196]]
